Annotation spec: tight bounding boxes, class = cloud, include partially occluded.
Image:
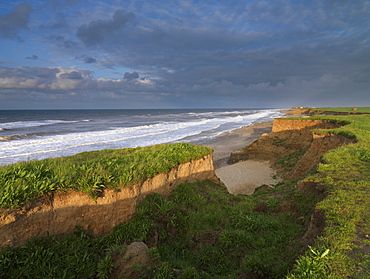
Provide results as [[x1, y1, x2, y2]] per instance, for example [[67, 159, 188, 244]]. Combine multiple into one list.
[[75, 55, 97, 63], [76, 9, 135, 46], [39, 13, 67, 30], [83, 56, 97, 63], [59, 71, 84, 80], [0, 64, 369, 109], [0, 3, 33, 41], [0, 66, 156, 92], [0, 66, 85, 89], [1, 1, 370, 109], [26, 55, 38, 60], [47, 35, 79, 49], [123, 72, 139, 80]]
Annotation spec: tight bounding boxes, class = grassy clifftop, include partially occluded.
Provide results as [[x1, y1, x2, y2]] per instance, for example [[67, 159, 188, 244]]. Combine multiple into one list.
[[0, 143, 212, 208], [310, 106, 370, 114], [288, 111, 370, 278]]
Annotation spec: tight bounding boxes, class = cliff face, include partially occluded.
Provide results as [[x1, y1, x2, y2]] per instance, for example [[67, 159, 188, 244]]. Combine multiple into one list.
[[0, 154, 217, 247], [271, 118, 343, 133], [230, 118, 355, 179], [307, 109, 369, 116]]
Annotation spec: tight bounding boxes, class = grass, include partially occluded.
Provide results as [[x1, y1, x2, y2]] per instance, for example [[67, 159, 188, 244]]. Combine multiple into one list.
[[0, 180, 307, 278], [287, 113, 370, 278], [310, 107, 370, 113], [0, 143, 212, 208]]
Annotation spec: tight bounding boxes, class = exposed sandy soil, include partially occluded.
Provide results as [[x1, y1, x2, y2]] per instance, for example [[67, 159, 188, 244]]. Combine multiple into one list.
[[204, 121, 281, 195], [215, 160, 281, 195]]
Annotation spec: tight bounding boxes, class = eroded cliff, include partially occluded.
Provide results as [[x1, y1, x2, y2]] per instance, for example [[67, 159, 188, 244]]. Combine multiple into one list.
[[231, 117, 356, 249], [0, 154, 218, 247], [230, 118, 355, 179]]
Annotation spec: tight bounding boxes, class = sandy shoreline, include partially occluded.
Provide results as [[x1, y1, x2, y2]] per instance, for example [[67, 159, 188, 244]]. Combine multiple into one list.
[[204, 121, 280, 195], [204, 121, 274, 169]]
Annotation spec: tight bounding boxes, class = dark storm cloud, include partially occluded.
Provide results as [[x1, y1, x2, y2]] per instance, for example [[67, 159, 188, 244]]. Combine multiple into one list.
[[77, 9, 135, 46], [0, 3, 33, 41]]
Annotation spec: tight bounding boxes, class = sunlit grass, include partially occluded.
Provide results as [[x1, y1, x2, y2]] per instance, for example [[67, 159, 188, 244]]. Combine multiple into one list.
[[288, 113, 370, 278], [0, 143, 212, 208], [310, 107, 370, 113]]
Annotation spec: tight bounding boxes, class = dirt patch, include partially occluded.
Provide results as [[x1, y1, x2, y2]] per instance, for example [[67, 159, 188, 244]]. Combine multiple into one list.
[[110, 242, 153, 279], [301, 209, 326, 246]]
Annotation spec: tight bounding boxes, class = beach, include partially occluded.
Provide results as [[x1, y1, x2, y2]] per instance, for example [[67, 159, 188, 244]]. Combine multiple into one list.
[[205, 121, 273, 169], [205, 121, 282, 195]]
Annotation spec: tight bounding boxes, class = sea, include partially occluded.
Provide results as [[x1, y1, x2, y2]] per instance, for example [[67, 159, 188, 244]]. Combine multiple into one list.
[[0, 109, 283, 166]]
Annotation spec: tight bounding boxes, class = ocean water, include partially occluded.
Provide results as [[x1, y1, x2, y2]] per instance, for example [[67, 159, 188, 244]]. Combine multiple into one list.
[[0, 109, 283, 166]]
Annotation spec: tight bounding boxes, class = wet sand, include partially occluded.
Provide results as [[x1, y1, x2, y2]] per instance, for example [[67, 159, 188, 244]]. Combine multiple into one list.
[[204, 121, 281, 195]]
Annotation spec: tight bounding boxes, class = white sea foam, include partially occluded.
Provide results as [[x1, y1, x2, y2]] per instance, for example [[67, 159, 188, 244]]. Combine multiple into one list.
[[0, 119, 77, 130]]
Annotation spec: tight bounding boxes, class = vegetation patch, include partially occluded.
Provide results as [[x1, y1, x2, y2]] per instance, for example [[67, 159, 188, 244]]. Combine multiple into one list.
[[0, 180, 308, 278], [272, 138, 287, 146], [0, 143, 212, 208], [287, 113, 370, 278], [310, 107, 370, 114], [276, 148, 308, 173]]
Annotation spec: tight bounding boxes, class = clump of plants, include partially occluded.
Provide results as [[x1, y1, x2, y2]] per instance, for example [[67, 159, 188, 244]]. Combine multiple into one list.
[[276, 148, 308, 174]]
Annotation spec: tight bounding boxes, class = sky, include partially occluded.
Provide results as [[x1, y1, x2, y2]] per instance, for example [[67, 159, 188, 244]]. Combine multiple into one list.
[[0, 0, 369, 109]]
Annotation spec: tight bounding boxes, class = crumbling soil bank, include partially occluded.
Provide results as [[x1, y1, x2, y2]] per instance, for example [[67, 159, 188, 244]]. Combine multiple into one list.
[[0, 154, 218, 247]]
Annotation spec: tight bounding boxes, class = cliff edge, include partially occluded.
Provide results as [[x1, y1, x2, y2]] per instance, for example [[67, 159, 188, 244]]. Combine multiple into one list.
[[0, 154, 218, 247]]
